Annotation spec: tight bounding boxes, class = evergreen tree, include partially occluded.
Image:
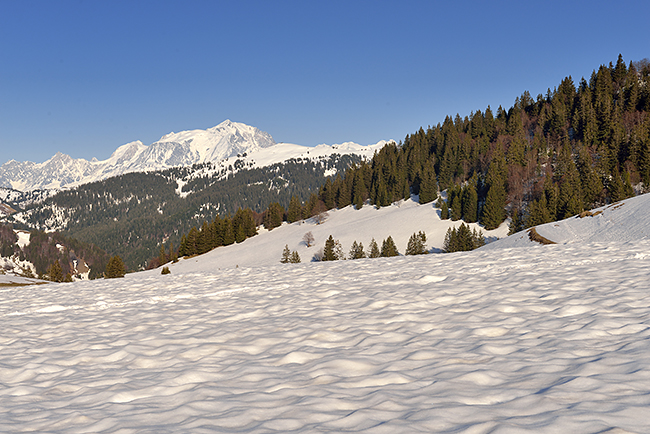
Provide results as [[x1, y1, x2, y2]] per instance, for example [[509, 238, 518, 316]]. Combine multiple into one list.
[[508, 207, 525, 235], [443, 223, 485, 253], [159, 244, 167, 266], [289, 250, 301, 263], [418, 164, 437, 204], [263, 202, 284, 230], [105, 255, 125, 278], [481, 181, 506, 230], [323, 235, 338, 261], [348, 241, 365, 259], [437, 196, 449, 220], [405, 231, 428, 255], [380, 236, 399, 257], [368, 238, 381, 258], [287, 196, 303, 223], [47, 260, 64, 283], [449, 186, 462, 221], [461, 175, 479, 223], [280, 245, 291, 263]]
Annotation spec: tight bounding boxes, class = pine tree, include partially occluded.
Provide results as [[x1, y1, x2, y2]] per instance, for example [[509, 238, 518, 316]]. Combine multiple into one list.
[[348, 241, 365, 259], [418, 164, 437, 204], [508, 207, 524, 235], [287, 196, 303, 223], [380, 236, 399, 257], [461, 175, 479, 223], [323, 235, 338, 261], [280, 245, 291, 263], [47, 260, 64, 282], [105, 255, 125, 278], [159, 244, 167, 266], [481, 181, 506, 230], [443, 223, 485, 253], [289, 250, 301, 263], [405, 231, 428, 255], [368, 238, 381, 258], [437, 197, 449, 220]]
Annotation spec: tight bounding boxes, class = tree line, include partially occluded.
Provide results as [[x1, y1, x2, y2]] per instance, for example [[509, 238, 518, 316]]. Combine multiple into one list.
[[312, 55, 650, 231]]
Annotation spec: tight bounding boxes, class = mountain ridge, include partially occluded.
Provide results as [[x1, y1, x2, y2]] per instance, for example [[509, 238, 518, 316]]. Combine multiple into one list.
[[0, 120, 279, 191]]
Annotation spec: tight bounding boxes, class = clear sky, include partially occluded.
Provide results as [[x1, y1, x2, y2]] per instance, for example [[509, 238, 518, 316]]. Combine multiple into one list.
[[1, 0, 649, 164]]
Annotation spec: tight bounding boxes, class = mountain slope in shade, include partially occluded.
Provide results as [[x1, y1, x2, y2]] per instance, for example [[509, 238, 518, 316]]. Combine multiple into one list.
[[0, 120, 279, 191]]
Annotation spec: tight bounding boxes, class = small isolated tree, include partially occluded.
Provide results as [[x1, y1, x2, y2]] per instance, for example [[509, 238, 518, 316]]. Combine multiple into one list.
[[303, 231, 315, 247], [105, 255, 126, 278], [368, 238, 381, 258], [405, 231, 428, 255], [349, 241, 365, 259], [161, 266, 171, 275], [322, 235, 339, 261], [47, 260, 64, 283], [289, 251, 301, 263], [380, 236, 399, 257], [280, 244, 291, 263]]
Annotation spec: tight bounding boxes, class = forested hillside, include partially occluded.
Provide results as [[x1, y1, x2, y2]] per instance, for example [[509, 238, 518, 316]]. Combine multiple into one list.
[[315, 55, 650, 231], [5, 154, 361, 270]]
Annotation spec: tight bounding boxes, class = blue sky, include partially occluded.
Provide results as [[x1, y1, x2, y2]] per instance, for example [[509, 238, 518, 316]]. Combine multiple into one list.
[[1, 0, 649, 164]]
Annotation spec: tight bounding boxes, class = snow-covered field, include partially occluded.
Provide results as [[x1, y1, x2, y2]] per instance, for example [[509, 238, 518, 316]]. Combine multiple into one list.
[[2, 195, 650, 433]]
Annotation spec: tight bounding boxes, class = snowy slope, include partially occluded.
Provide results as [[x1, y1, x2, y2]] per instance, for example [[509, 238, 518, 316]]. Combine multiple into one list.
[[0, 120, 387, 191], [168, 197, 509, 272], [3, 195, 650, 432], [1, 239, 649, 432], [482, 193, 650, 250]]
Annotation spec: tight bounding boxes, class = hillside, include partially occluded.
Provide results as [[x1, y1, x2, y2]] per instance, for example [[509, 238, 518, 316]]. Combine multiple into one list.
[[483, 192, 650, 250], [166, 197, 509, 272], [1, 194, 649, 432]]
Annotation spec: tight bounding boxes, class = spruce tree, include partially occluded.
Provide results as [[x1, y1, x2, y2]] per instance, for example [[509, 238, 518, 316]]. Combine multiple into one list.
[[47, 260, 64, 282], [287, 196, 303, 223], [280, 245, 291, 263], [349, 241, 365, 259], [289, 250, 301, 263], [481, 182, 506, 230], [368, 238, 381, 258], [418, 164, 437, 204], [405, 231, 428, 255], [105, 255, 125, 278], [380, 236, 399, 257], [323, 235, 338, 261]]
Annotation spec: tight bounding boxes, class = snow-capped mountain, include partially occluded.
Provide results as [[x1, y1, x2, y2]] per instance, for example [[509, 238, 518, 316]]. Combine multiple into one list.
[[0, 120, 279, 191]]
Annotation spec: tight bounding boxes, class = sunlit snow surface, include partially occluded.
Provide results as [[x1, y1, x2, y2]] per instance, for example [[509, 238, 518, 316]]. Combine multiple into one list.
[[2, 240, 650, 433]]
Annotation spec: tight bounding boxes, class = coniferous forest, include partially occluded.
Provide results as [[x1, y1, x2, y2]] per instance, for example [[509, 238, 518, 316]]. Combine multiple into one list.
[[310, 55, 650, 232]]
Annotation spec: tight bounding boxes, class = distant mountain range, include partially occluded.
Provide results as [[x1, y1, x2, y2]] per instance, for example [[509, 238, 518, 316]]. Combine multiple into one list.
[[0, 120, 278, 191]]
